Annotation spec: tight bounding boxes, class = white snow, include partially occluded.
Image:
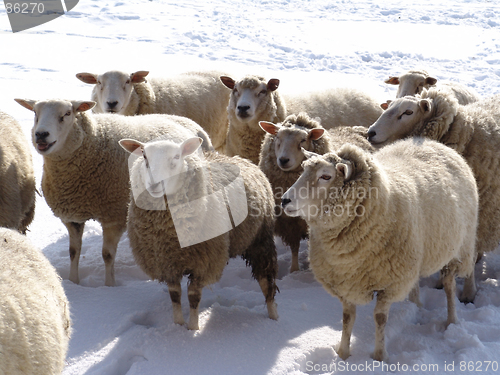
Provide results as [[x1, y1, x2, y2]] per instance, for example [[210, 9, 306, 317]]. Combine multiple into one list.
[[1, 0, 500, 374]]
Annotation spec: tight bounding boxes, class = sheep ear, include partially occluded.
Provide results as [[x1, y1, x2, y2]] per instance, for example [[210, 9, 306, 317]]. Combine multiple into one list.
[[131, 71, 149, 83], [119, 139, 145, 154], [425, 76, 437, 86], [301, 147, 319, 160], [336, 161, 353, 181], [384, 76, 400, 85], [309, 128, 325, 141], [73, 101, 96, 112], [267, 79, 280, 91], [220, 76, 235, 90], [180, 137, 203, 157], [259, 121, 280, 135], [14, 98, 36, 111], [380, 100, 392, 110], [76, 73, 98, 84], [419, 99, 432, 112]]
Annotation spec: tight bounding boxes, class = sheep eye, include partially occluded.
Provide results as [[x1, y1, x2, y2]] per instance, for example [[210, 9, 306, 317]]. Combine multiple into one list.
[[259, 90, 267, 96], [125, 79, 131, 84], [174, 154, 180, 160], [404, 110, 413, 115], [97, 81, 101, 85], [300, 139, 306, 143], [65, 111, 71, 116], [320, 175, 331, 181]]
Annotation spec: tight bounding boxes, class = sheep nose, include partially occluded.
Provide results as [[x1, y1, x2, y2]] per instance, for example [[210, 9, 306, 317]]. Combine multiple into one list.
[[35, 131, 49, 142], [107, 101, 118, 109], [281, 198, 291, 208], [279, 157, 289, 166], [237, 105, 250, 114], [367, 130, 376, 139]]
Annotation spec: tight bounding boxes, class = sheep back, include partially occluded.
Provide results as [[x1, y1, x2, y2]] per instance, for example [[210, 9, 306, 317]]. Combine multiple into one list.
[[0, 228, 71, 375], [131, 71, 231, 150], [284, 87, 383, 129], [0, 111, 36, 233]]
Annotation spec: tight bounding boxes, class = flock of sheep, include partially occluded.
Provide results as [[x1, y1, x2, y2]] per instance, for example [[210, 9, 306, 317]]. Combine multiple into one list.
[[0, 67, 498, 372]]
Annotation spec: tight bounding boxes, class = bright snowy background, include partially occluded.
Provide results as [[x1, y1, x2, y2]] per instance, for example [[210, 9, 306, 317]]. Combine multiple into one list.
[[1, 1, 500, 374]]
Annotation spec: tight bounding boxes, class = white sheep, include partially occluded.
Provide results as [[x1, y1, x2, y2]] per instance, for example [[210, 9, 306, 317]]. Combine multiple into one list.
[[384, 69, 480, 105], [220, 75, 382, 164], [281, 138, 478, 361], [119, 136, 278, 330], [368, 88, 500, 267], [15, 98, 213, 287], [0, 111, 36, 233], [76, 70, 231, 151], [258, 112, 374, 272], [0, 228, 71, 375]]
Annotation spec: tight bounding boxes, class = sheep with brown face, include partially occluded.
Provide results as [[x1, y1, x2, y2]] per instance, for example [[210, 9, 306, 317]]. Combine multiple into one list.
[[282, 138, 478, 361], [220, 75, 382, 165], [258, 112, 373, 272]]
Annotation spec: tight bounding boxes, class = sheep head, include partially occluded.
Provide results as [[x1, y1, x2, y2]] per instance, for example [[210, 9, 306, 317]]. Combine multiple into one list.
[[221, 75, 280, 124], [15, 98, 95, 156], [76, 70, 149, 114], [119, 137, 202, 198]]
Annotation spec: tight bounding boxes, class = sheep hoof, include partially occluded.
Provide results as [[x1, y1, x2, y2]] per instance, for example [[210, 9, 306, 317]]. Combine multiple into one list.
[[267, 302, 279, 320], [459, 294, 475, 305], [334, 344, 350, 361], [69, 274, 80, 285], [187, 314, 199, 330], [289, 264, 300, 273], [371, 349, 387, 363]]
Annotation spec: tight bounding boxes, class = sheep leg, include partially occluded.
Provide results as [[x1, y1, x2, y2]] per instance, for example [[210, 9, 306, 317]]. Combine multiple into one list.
[[408, 281, 423, 307], [187, 278, 203, 330], [442, 266, 458, 327], [242, 225, 278, 320], [460, 270, 477, 304], [372, 295, 390, 362], [335, 300, 356, 360], [64, 221, 85, 285], [290, 242, 300, 273], [258, 276, 279, 320], [101, 224, 126, 287], [167, 281, 185, 326]]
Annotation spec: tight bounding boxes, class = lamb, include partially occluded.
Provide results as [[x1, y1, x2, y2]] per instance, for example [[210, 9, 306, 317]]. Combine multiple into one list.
[[258, 112, 374, 272], [367, 88, 500, 264], [119, 136, 278, 330], [281, 138, 478, 361], [384, 69, 480, 105], [0, 228, 71, 375], [76, 70, 231, 151], [15, 98, 213, 287], [0, 111, 36, 233], [220, 75, 382, 164]]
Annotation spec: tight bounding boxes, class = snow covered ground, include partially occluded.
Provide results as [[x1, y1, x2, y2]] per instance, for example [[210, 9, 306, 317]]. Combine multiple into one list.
[[1, 1, 500, 374]]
